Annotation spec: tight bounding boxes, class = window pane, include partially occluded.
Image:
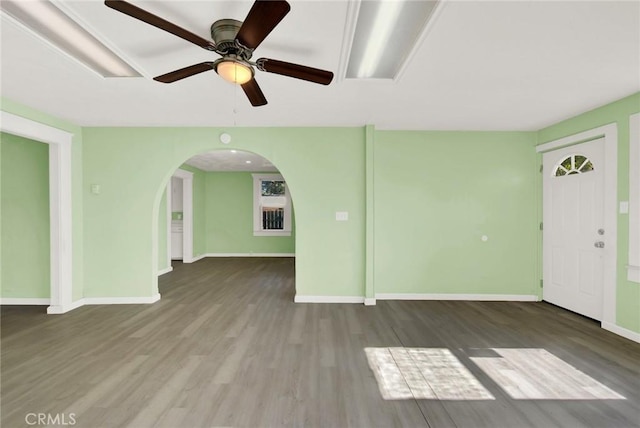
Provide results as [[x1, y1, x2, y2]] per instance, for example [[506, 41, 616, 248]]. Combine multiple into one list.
[[262, 207, 284, 230], [579, 160, 594, 172], [555, 155, 594, 177], [261, 180, 285, 196], [575, 155, 588, 170]]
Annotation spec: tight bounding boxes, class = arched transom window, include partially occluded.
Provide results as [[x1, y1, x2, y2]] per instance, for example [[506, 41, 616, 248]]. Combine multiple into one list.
[[554, 154, 594, 177]]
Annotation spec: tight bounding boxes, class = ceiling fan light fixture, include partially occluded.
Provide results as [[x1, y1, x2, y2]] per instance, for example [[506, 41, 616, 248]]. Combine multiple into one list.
[[215, 59, 254, 85], [103, 0, 332, 107]]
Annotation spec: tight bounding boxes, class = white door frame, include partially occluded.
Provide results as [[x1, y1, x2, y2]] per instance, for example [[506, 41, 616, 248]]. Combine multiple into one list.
[[537, 123, 617, 326], [171, 169, 194, 263], [0, 111, 74, 313], [628, 113, 640, 282], [164, 180, 172, 271]]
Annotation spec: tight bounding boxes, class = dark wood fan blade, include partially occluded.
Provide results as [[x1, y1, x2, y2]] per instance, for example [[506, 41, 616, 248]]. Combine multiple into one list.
[[236, 0, 290, 50], [257, 58, 333, 85], [154, 62, 215, 83], [105, 0, 215, 50], [241, 78, 268, 106]]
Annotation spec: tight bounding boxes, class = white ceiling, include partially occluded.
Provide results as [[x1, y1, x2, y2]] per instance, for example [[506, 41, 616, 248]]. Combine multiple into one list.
[[1, 0, 639, 131], [186, 149, 278, 171]]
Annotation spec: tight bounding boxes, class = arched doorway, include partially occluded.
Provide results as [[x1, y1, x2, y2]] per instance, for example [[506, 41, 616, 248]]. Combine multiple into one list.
[[153, 148, 296, 295]]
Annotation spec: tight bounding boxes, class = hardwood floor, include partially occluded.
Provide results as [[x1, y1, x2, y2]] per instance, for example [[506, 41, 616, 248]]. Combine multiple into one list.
[[2, 257, 639, 428]]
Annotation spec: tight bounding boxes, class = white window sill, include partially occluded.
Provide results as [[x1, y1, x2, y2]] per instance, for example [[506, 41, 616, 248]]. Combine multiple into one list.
[[254, 231, 291, 237]]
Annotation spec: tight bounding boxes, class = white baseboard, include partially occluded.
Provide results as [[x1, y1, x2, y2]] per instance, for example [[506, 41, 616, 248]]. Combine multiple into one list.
[[47, 299, 84, 314], [158, 266, 173, 276], [47, 294, 162, 314], [181, 255, 204, 263], [0, 298, 50, 305], [294, 295, 365, 304], [375, 293, 540, 302], [6, 294, 163, 314], [83, 293, 161, 305], [292, 294, 539, 304], [602, 321, 640, 344], [191, 254, 207, 263], [206, 253, 295, 258]]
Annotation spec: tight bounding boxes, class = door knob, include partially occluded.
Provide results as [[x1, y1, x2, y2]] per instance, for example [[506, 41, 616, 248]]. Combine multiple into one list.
[[594, 241, 605, 248]]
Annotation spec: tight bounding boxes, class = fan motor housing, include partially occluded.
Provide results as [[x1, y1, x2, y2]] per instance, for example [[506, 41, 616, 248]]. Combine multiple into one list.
[[211, 19, 251, 59]]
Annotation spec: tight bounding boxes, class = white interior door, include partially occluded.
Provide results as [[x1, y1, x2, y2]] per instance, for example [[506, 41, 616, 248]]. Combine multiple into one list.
[[543, 138, 605, 320]]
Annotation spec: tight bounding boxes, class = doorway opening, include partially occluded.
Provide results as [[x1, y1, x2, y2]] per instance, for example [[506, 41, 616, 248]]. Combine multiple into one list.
[[542, 138, 605, 320], [156, 149, 296, 283], [537, 123, 617, 327], [0, 111, 74, 313], [167, 169, 194, 268]]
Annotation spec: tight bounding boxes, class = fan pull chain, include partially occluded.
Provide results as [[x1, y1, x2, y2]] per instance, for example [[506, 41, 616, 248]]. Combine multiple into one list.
[[233, 83, 238, 127]]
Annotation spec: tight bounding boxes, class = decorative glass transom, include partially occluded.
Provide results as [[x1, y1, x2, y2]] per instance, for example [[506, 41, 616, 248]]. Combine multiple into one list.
[[554, 154, 594, 177]]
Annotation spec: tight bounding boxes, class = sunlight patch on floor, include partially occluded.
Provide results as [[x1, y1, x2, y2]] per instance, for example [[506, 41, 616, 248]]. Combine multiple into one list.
[[470, 348, 626, 400], [364, 347, 495, 400], [366, 347, 626, 401]]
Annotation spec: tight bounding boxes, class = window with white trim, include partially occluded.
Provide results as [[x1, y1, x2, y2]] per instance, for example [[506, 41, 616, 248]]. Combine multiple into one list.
[[252, 173, 291, 236], [554, 154, 594, 176]]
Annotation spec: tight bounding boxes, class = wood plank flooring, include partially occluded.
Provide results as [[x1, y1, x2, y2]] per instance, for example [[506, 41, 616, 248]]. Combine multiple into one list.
[[2, 258, 639, 427]]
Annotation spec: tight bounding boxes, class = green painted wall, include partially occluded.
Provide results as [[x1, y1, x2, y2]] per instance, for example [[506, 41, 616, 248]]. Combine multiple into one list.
[[373, 131, 539, 296], [2, 93, 638, 338], [205, 172, 295, 254], [1, 98, 84, 301], [538, 92, 640, 334], [1, 133, 50, 298], [81, 127, 365, 298]]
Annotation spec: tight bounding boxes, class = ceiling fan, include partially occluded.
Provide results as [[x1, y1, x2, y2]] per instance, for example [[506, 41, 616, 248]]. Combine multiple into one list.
[[104, 0, 334, 106]]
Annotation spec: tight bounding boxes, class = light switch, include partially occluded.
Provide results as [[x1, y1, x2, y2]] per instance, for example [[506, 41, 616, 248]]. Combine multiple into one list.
[[90, 184, 101, 194], [619, 201, 629, 214], [336, 211, 349, 221]]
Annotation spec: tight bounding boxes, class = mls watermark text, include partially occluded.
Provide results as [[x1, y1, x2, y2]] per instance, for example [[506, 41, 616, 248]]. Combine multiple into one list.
[[25, 413, 76, 426]]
